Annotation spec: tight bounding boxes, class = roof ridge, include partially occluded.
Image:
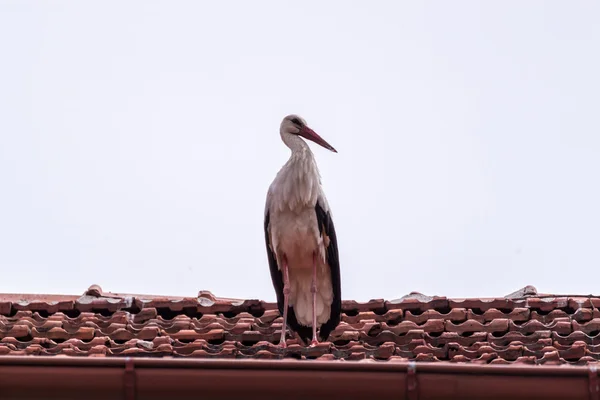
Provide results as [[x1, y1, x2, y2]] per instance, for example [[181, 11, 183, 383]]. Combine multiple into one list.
[[2, 284, 600, 304]]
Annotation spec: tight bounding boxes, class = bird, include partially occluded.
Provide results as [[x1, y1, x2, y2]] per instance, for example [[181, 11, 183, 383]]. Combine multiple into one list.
[[264, 114, 341, 347]]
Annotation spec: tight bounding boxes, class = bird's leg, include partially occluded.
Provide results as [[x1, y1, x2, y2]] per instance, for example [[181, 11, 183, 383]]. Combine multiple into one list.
[[280, 255, 290, 348], [311, 252, 318, 346]]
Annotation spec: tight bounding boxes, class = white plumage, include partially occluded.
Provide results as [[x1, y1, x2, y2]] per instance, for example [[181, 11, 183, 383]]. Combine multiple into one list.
[[264, 114, 341, 347]]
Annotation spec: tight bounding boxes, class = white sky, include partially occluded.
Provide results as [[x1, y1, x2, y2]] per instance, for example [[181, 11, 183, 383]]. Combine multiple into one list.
[[1, 1, 599, 302]]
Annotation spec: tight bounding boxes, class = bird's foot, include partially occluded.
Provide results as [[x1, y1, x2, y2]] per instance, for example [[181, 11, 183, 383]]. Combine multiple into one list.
[[278, 326, 288, 348], [310, 339, 319, 347], [279, 330, 288, 348]]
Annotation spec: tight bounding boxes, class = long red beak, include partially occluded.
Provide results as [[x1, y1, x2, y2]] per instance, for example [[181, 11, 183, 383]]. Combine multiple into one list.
[[298, 126, 337, 153]]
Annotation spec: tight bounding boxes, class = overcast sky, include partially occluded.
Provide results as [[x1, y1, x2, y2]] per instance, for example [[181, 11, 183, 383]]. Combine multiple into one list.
[[1, 1, 599, 302]]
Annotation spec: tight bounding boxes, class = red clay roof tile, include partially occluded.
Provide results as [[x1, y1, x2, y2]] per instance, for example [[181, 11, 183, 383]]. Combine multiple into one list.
[[1, 284, 600, 365]]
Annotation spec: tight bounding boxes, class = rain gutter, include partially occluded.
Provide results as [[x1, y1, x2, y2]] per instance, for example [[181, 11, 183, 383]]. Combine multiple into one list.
[[0, 356, 597, 400]]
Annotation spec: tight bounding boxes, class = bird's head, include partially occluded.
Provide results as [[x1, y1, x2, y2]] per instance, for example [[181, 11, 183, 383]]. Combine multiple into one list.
[[280, 114, 337, 153]]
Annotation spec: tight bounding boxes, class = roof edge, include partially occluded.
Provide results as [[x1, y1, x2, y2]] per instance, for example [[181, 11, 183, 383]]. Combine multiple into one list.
[[0, 356, 595, 375], [0, 357, 595, 400]]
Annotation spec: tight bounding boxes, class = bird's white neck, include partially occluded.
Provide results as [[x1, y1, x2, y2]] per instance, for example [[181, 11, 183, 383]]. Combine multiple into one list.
[[271, 132, 321, 212], [281, 131, 312, 156], [281, 132, 318, 173]]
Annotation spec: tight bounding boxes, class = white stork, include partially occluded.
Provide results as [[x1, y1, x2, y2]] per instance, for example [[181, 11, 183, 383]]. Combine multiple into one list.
[[264, 114, 341, 347]]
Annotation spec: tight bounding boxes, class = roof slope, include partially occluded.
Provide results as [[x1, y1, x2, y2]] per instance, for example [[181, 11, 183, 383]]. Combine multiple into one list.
[[1, 284, 599, 364]]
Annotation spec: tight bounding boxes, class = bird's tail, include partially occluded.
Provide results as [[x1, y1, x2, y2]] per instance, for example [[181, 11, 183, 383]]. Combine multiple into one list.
[[290, 272, 334, 326]]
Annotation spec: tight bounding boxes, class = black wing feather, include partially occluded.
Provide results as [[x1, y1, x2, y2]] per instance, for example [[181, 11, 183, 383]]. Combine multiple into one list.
[[264, 210, 313, 343], [315, 201, 342, 341]]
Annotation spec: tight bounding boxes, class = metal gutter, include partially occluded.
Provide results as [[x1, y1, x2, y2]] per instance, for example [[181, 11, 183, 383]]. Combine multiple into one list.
[[0, 356, 596, 400]]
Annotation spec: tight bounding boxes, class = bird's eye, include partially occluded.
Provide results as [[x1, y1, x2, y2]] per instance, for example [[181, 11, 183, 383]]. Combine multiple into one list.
[[290, 118, 302, 126]]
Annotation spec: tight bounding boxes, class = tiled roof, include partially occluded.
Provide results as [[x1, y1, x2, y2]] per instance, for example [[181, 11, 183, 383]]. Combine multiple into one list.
[[1, 284, 599, 365]]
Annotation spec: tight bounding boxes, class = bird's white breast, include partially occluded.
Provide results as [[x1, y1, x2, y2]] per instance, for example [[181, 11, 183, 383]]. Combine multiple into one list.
[[266, 151, 334, 326], [269, 152, 321, 214], [267, 155, 323, 263]]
